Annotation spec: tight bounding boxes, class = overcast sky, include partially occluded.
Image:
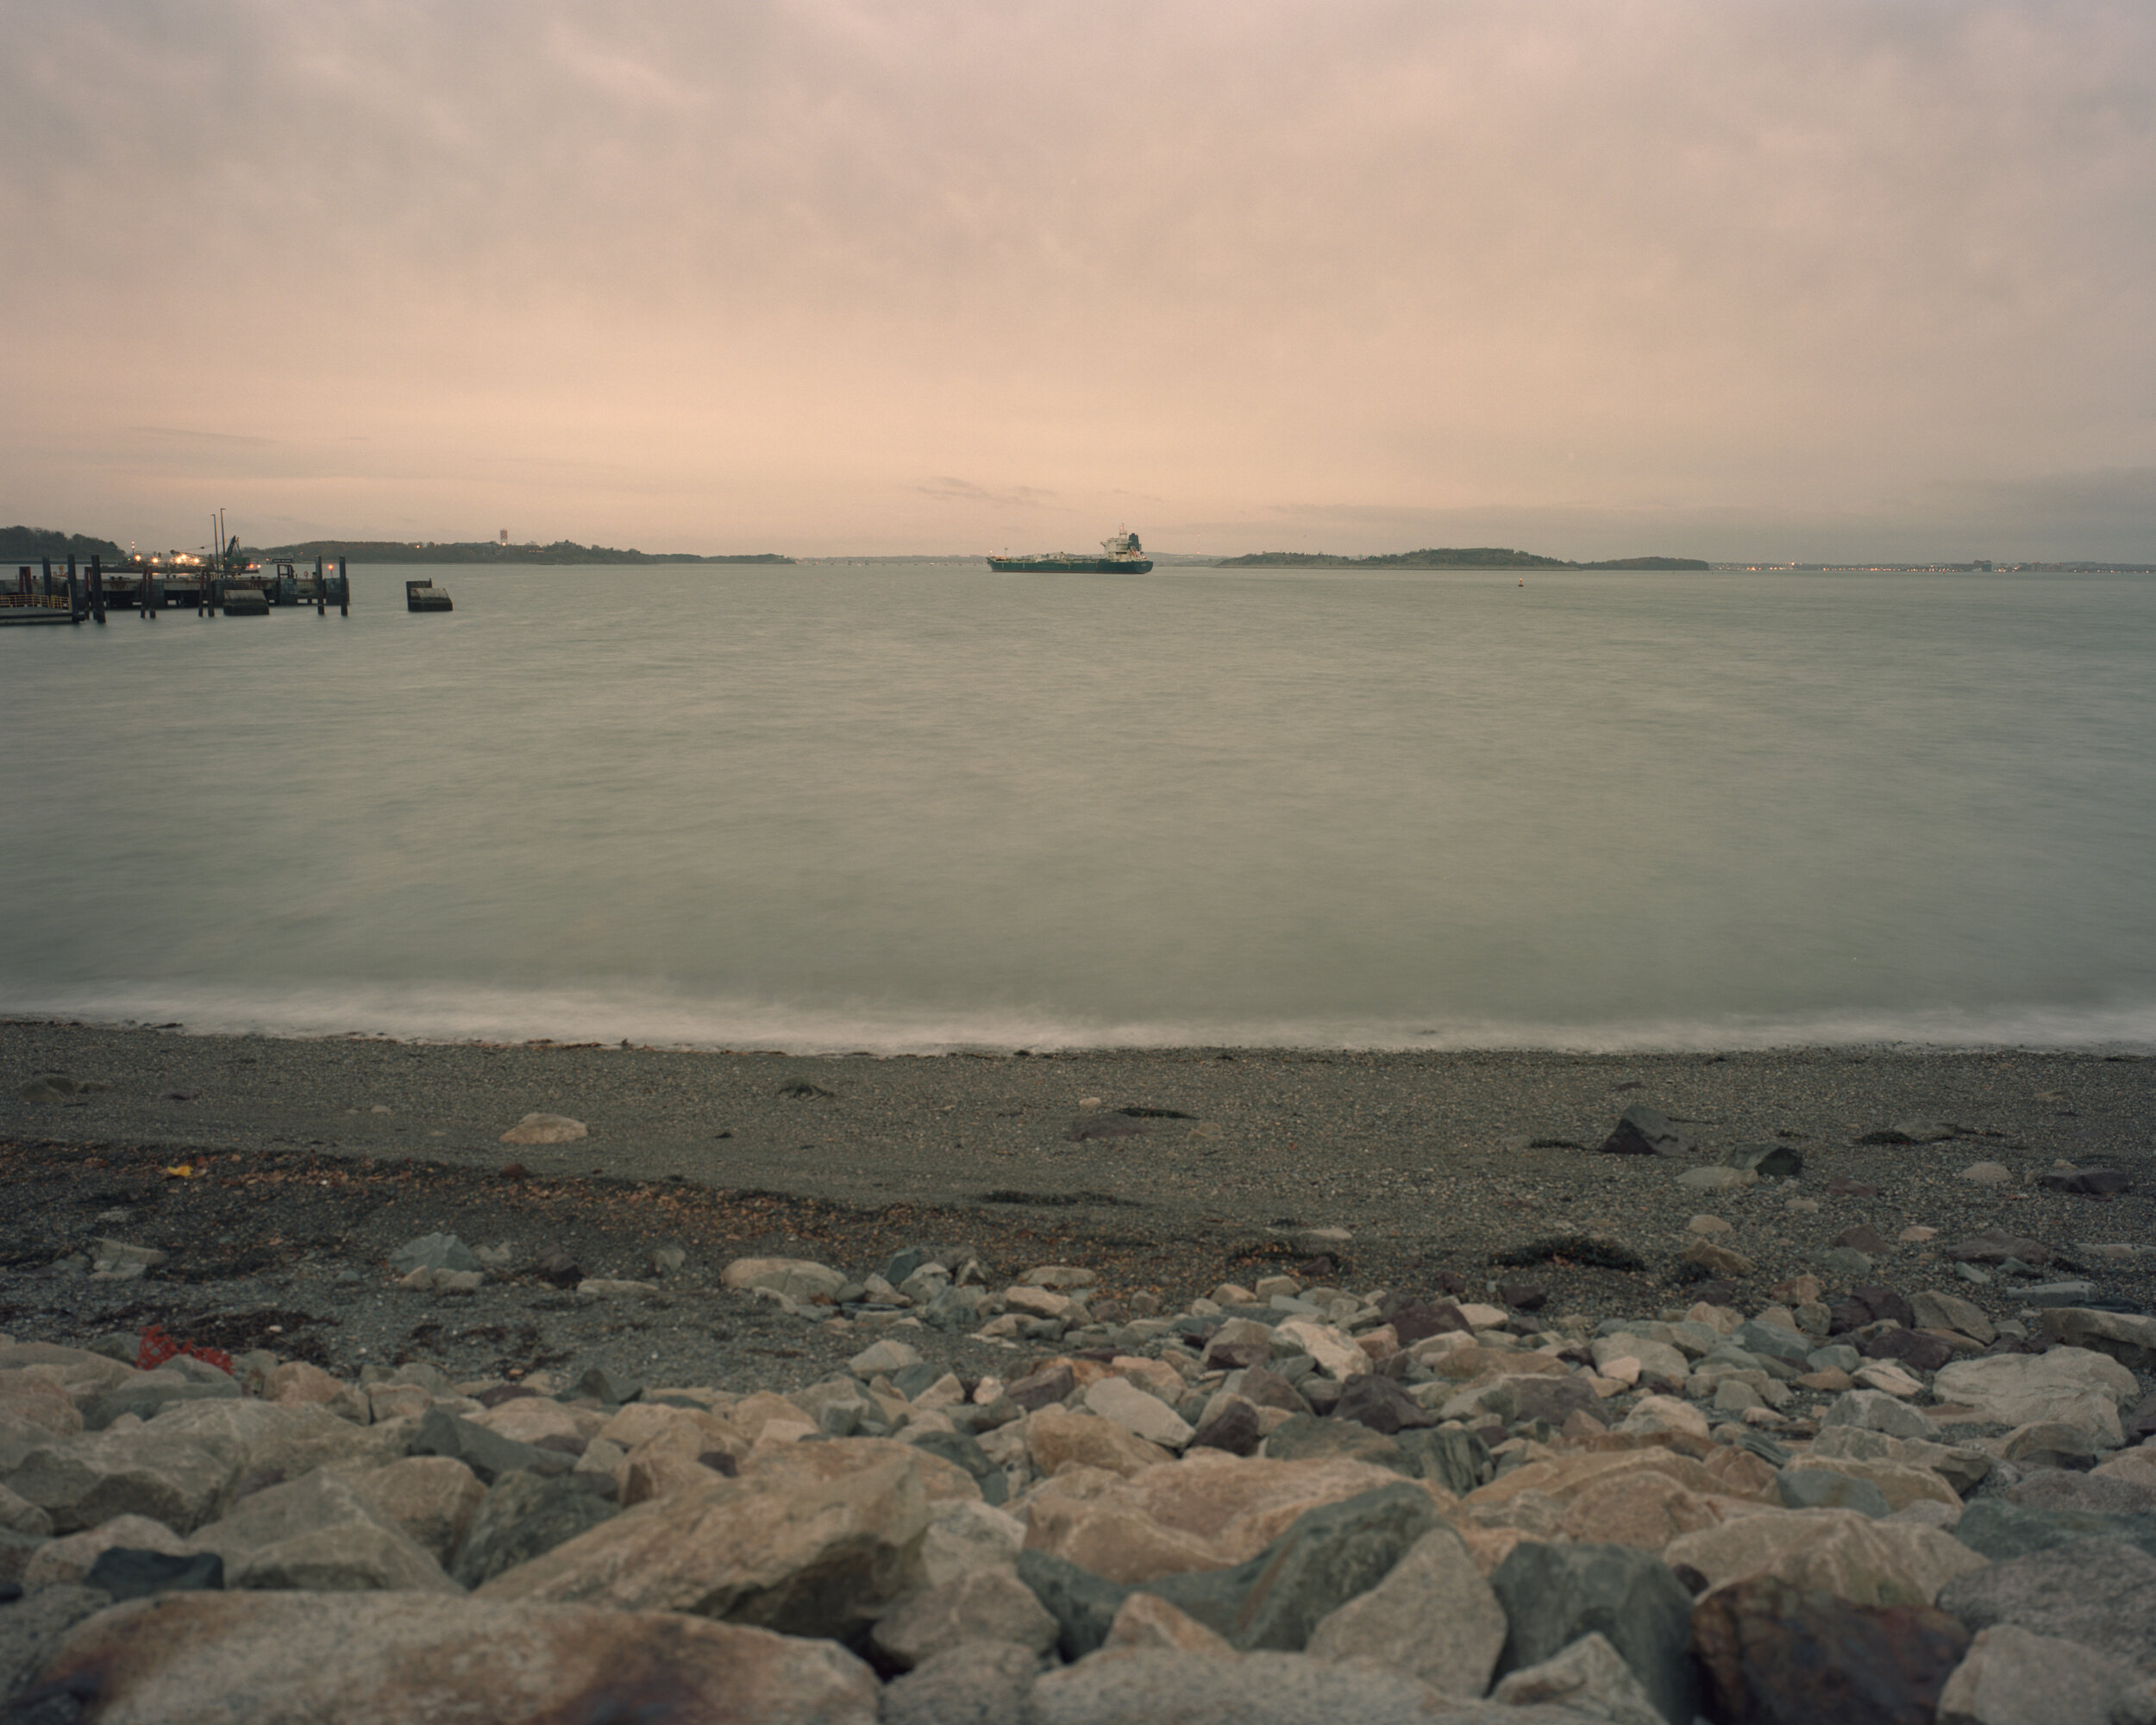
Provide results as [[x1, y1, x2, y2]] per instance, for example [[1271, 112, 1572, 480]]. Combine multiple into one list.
[[4, 2, 2151, 560]]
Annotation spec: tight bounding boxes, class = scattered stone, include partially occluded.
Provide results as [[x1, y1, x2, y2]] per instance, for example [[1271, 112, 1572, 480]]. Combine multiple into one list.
[[190, 1470, 458, 1593], [1683, 1239, 1757, 1278], [3, 1425, 241, 1534], [1820, 1389, 1934, 1441], [1961, 1163, 2014, 1186], [1933, 1349, 2137, 1445], [1862, 1120, 1960, 1145], [22, 1515, 197, 1589], [2036, 1308, 2156, 1371], [1777, 1467, 1890, 1518], [1596, 1104, 1696, 1157], [1330, 1372, 1436, 1437], [849, 1339, 924, 1379], [1950, 1499, 2156, 1563], [387, 1233, 481, 1276], [1086, 1376, 1193, 1450], [1024, 1266, 1099, 1289], [1937, 1537, 2156, 1667], [1943, 1234, 2052, 1267], [1692, 1574, 1971, 1725], [1680, 1168, 1754, 1193], [1729, 1142, 1805, 1179], [499, 1113, 589, 1144], [2039, 1167, 2132, 1195], [1664, 1508, 1988, 1607], [409, 1407, 573, 1485], [721, 1258, 848, 1302]]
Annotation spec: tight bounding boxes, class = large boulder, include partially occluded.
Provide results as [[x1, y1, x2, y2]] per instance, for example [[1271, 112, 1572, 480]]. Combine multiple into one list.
[[1304, 1524, 1507, 1696], [1935, 1536, 2156, 1668], [1951, 1498, 2156, 1562], [477, 1450, 928, 1640], [718, 1258, 847, 1302], [1026, 1407, 1174, 1479], [1692, 1573, 1970, 1725], [868, 1568, 1059, 1670], [1935, 1623, 2140, 1725], [1025, 1648, 1489, 1725], [2, 1427, 240, 1534], [147, 1397, 404, 1483], [325, 1456, 486, 1567], [2036, 1308, 2156, 1371], [1664, 1508, 1987, 1607], [1489, 1541, 1701, 1725], [879, 1640, 1041, 1725], [1490, 1632, 1664, 1725], [1021, 1452, 1417, 1584], [451, 1471, 619, 1588], [189, 1471, 458, 1592], [22, 1515, 195, 1589], [1932, 1350, 2138, 1446], [33, 1591, 879, 1723]]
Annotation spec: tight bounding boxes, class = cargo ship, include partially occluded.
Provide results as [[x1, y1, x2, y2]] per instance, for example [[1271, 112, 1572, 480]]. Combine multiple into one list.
[[987, 530, 1153, 574]]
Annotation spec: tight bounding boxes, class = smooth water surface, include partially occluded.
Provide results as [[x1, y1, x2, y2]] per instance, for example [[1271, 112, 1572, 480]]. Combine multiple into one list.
[[4, 563, 2153, 1050]]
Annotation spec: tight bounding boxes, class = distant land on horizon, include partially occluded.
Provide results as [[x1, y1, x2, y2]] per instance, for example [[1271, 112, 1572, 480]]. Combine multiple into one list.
[[249, 539, 793, 566], [0, 525, 128, 562], [1216, 547, 1711, 570]]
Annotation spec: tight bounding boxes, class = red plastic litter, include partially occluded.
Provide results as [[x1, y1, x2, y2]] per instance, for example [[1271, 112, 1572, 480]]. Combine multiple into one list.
[[136, 1326, 234, 1376]]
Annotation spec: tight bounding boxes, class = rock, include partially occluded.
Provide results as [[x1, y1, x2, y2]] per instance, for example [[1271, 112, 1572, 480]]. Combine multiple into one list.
[[2, 1426, 239, 1534], [1935, 1622, 2138, 1725], [1026, 1406, 1175, 1479], [1597, 1105, 1695, 1158], [1591, 1334, 1689, 1384], [478, 1449, 928, 1638], [190, 1470, 458, 1592], [1937, 1536, 2156, 1667], [1304, 1524, 1505, 1696], [1911, 1290, 1996, 1345], [1692, 1573, 1971, 1725], [264, 1361, 369, 1425], [879, 1639, 1040, 1725], [1860, 1120, 1959, 1145], [1683, 1239, 1757, 1278], [1102, 1591, 1235, 1653], [1944, 1234, 2052, 1267], [1663, 1507, 1987, 1607], [1261, 1413, 1405, 1471], [1018, 1549, 1131, 1659], [1821, 1389, 1934, 1440], [1618, 1396, 1710, 1440], [870, 1568, 1060, 1669], [1863, 1328, 1954, 1374], [1783, 1458, 1959, 1516], [849, 1339, 923, 1379], [328, 1456, 485, 1566], [1933, 1349, 2136, 1445], [1269, 1319, 1368, 1381], [34, 1591, 879, 1722], [22, 1515, 197, 1588], [721, 1257, 848, 1302], [1141, 1481, 1438, 1651], [85, 1546, 226, 1600], [1730, 1142, 1805, 1179], [1025, 1266, 1099, 1289], [1027, 1648, 1463, 1725], [1818, 1246, 1874, 1280], [450, 1470, 619, 1587], [2037, 1308, 2156, 1371], [2039, 1167, 2133, 1195], [0, 1585, 112, 1702], [1188, 1397, 1261, 1457], [1330, 1372, 1436, 1436], [918, 1498, 1026, 1589], [1778, 1467, 1890, 1517], [499, 1112, 588, 1144], [1085, 1377, 1193, 1450], [1998, 1421, 2103, 1471], [1006, 1363, 1078, 1412], [387, 1233, 481, 1276], [1949, 1499, 2156, 1563], [1489, 1630, 1664, 1725], [1490, 1541, 1700, 1725], [1680, 1167, 1755, 1192], [1961, 1163, 2015, 1185]]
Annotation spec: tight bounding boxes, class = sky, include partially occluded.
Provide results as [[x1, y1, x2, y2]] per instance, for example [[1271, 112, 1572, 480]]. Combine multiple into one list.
[[3, 2, 2153, 561]]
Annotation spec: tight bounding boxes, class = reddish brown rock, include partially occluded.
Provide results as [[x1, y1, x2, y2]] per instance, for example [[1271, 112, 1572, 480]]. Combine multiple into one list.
[[1692, 1574, 1969, 1725]]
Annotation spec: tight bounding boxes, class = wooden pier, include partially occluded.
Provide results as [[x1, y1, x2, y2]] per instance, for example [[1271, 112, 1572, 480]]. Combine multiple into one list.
[[3, 555, 352, 627]]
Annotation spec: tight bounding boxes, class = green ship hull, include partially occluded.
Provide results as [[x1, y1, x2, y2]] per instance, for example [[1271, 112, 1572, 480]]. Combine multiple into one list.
[[986, 555, 1154, 573]]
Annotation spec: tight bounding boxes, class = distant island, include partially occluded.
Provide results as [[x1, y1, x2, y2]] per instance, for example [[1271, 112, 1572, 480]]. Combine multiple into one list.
[[0, 525, 128, 562], [248, 540, 792, 566], [1217, 547, 1711, 570]]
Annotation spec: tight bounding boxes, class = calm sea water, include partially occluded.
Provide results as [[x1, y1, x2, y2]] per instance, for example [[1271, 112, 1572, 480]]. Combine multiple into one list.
[[4, 562, 2153, 1051]]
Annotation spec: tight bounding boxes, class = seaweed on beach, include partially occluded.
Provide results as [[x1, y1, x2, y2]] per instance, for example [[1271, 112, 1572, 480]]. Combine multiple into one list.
[[1491, 1234, 1646, 1272], [975, 1189, 1144, 1208], [1119, 1107, 1194, 1120]]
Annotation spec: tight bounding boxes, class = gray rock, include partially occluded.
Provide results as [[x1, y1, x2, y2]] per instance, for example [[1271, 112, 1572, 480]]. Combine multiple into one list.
[[1938, 1537, 2156, 1671], [1808, 1345, 1862, 1373], [1490, 1631, 1665, 1725], [1489, 1540, 1701, 1725], [0, 1584, 110, 1699], [410, 1407, 574, 1485], [571, 1365, 642, 1406], [1952, 1499, 2156, 1563], [2038, 1308, 2156, 1370], [906, 1428, 1009, 1508], [451, 1470, 619, 1588], [85, 1546, 226, 1601], [1935, 1622, 2137, 1725], [80, 1373, 241, 1431], [1330, 1372, 1437, 1436], [1258, 1413, 1406, 1472], [387, 1233, 481, 1276], [1733, 1320, 1813, 1363], [1596, 1105, 1695, 1158], [1144, 1483, 1438, 1652], [1017, 1550, 1130, 1661], [1729, 1142, 1805, 1179], [3, 1427, 240, 1534], [1305, 1524, 1505, 1696], [2021, 1282, 2099, 1308], [1393, 1425, 1492, 1496], [1934, 1349, 2138, 1445], [870, 1568, 1059, 1670], [1819, 1246, 1875, 1280], [1028, 1648, 1528, 1725], [879, 1639, 1039, 1725], [1820, 1389, 1935, 1440], [191, 1470, 458, 1592], [1778, 1467, 1890, 1518], [2008, 1469, 2156, 1516]]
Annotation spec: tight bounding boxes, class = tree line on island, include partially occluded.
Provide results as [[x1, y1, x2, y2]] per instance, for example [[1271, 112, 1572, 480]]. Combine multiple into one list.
[[1217, 548, 1710, 570], [0, 527, 790, 566]]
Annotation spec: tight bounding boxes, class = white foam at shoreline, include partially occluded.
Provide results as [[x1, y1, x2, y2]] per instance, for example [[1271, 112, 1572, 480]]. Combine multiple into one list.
[[4, 980, 2153, 1056]]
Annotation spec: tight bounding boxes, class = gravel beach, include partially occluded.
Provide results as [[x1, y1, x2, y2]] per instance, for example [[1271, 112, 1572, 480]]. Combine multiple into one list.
[[2, 1020, 2152, 1387]]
